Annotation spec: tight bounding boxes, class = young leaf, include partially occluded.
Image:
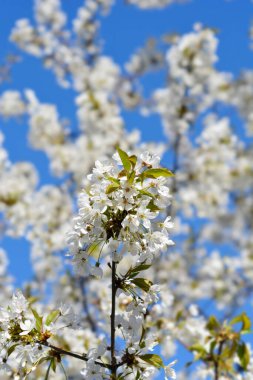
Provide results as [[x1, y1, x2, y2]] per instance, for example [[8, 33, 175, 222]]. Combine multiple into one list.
[[45, 310, 60, 326], [237, 342, 250, 370], [7, 343, 18, 357], [209, 340, 217, 354], [143, 168, 174, 179], [230, 313, 251, 331], [139, 326, 146, 345], [138, 189, 155, 198], [147, 200, 160, 212], [24, 356, 52, 379], [118, 169, 128, 178], [45, 359, 52, 380], [106, 176, 120, 185], [106, 183, 120, 194], [241, 330, 253, 335], [127, 170, 136, 185], [129, 155, 137, 169], [128, 264, 152, 279], [27, 296, 40, 305], [135, 370, 142, 380], [221, 341, 237, 360], [132, 278, 153, 292], [206, 315, 220, 332], [31, 308, 43, 332], [139, 354, 164, 369], [51, 357, 57, 372], [189, 344, 208, 358], [87, 241, 103, 259], [117, 148, 131, 172]]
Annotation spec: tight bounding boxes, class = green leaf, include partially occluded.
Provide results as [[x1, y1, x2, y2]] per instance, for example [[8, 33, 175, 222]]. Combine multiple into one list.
[[129, 155, 137, 169], [27, 296, 40, 305], [135, 370, 142, 380], [139, 354, 164, 369], [206, 316, 220, 332], [139, 326, 146, 345], [118, 371, 132, 379], [7, 343, 18, 357], [127, 170, 136, 185], [45, 310, 60, 326], [118, 372, 132, 379], [33, 356, 52, 368], [230, 313, 251, 331], [241, 313, 251, 331], [24, 356, 51, 379], [241, 330, 253, 335], [117, 148, 131, 172], [45, 359, 52, 380], [143, 168, 174, 179], [221, 341, 237, 360], [117, 373, 124, 380], [106, 183, 120, 194], [209, 340, 217, 354], [175, 310, 183, 321], [106, 176, 120, 185], [128, 264, 152, 279], [138, 189, 155, 198], [147, 200, 160, 212], [118, 169, 128, 178], [31, 308, 43, 332], [132, 278, 153, 292], [237, 342, 250, 370], [189, 344, 208, 358], [51, 357, 57, 372], [87, 241, 103, 259]]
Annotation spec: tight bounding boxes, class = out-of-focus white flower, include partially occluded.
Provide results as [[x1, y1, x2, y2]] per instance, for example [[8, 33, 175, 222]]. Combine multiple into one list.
[[165, 360, 177, 379]]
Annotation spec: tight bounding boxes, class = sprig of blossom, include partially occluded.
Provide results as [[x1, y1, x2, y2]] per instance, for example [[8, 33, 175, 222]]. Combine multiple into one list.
[[65, 149, 176, 379], [67, 149, 174, 278], [128, 0, 187, 10], [0, 291, 79, 377]]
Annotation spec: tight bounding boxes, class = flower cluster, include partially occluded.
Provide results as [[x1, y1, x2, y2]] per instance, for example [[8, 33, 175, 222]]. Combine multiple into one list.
[[67, 149, 174, 277], [0, 291, 78, 377], [128, 0, 187, 9], [0, 91, 26, 118], [179, 115, 239, 217]]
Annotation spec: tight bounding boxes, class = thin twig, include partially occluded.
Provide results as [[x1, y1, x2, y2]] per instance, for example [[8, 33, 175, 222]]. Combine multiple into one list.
[[110, 260, 117, 379], [36, 340, 110, 369], [214, 341, 224, 380]]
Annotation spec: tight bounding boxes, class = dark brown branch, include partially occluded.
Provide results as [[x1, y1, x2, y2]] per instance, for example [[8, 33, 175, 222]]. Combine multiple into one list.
[[36, 340, 110, 369], [110, 260, 117, 379]]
